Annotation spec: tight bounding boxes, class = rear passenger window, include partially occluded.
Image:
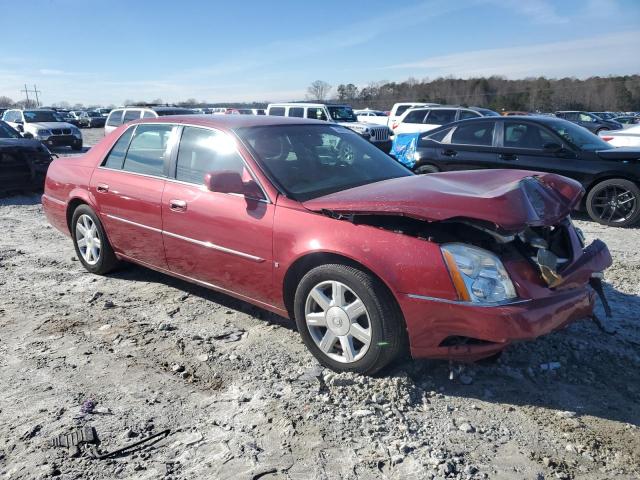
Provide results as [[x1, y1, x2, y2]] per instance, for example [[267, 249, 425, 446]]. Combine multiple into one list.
[[103, 127, 134, 169], [289, 107, 304, 118], [175, 127, 248, 185], [142, 110, 156, 118], [106, 110, 124, 127], [451, 122, 494, 146], [123, 110, 141, 123], [306, 108, 327, 121], [403, 110, 427, 124], [459, 110, 481, 120], [269, 107, 285, 116], [426, 110, 457, 125], [122, 124, 175, 176]]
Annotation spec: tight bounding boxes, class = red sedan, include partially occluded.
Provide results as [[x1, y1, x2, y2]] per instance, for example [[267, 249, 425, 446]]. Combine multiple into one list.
[[42, 115, 612, 374]]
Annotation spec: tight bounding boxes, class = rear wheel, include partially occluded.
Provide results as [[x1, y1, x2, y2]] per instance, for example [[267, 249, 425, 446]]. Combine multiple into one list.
[[586, 178, 640, 227], [71, 205, 119, 274], [415, 164, 439, 174], [294, 264, 406, 375]]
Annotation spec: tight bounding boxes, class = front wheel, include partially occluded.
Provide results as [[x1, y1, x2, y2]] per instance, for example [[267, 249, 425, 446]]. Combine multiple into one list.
[[72, 141, 83, 151], [71, 205, 119, 274], [294, 264, 406, 375], [586, 178, 640, 227]]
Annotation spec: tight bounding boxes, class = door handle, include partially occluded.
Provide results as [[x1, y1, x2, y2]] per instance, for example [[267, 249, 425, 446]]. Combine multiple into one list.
[[442, 149, 457, 157], [96, 183, 109, 193], [169, 199, 187, 212], [499, 153, 518, 161]]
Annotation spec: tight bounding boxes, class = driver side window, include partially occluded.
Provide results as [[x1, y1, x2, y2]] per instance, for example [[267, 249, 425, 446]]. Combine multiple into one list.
[[176, 126, 249, 185]]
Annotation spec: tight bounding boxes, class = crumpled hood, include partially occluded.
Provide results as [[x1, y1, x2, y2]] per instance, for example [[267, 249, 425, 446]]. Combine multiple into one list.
[[302, 170, 584, 232]]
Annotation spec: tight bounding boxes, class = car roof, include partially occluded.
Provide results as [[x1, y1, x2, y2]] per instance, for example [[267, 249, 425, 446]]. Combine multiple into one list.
[[128, 114, 329, 130]]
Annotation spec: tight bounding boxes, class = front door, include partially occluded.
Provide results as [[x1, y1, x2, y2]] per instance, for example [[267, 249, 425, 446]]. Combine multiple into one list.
[[161, 126, 275, 304], [91, 123, 178, 269]]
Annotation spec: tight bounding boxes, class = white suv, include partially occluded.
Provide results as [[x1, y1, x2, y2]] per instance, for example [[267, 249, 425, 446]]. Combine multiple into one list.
[[388, 102, 440, 129], [392, 106, 500, 135], [267, 103, 392, 152], [105, 106, 195, 135], [2, 109, 83, 150]]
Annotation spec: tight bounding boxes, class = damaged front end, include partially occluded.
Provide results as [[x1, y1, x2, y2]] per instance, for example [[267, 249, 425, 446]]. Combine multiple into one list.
[[305, 171, 614, 358]]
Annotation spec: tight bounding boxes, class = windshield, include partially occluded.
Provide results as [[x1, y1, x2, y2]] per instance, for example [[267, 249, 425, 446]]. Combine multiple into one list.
[[0, 121, 21, 138], [237, 124, 411, 201], [23, 110, 60, 123], [327, 106, 358, 123], [547, 119, 612, 151]]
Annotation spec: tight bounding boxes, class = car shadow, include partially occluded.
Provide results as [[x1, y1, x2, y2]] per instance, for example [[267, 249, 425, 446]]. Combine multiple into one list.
[[402, 281, 640, 427], [0, 192, 42, 206], [108, 263, 295, 331]]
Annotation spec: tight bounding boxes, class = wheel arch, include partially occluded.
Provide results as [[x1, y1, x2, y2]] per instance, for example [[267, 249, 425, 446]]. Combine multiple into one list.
[[281, 251, 401, 321]]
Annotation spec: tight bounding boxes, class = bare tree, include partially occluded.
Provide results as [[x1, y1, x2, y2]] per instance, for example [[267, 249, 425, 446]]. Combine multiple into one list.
[[0, 96, 14, 108], [307, 80, 332, 101]]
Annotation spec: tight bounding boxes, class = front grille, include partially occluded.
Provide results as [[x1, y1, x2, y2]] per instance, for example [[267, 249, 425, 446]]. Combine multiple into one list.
[[371, 128, 390, 142], [50, 128, 72, 136]]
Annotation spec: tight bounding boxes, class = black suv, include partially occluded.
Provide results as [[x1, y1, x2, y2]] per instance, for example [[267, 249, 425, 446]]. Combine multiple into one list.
[[555, 111, 622, 134], [408, 116, 640, 227]]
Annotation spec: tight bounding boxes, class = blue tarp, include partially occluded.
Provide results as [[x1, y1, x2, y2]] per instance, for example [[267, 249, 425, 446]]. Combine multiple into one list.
[[389, 133, 420, 169]]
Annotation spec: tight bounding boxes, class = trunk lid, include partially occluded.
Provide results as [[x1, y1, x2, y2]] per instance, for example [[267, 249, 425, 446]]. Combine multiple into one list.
[[302, 169, 583, 232]]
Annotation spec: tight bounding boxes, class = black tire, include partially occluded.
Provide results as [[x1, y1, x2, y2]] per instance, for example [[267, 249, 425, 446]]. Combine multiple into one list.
[[71, 204, 119, 274], [293, 263, 406, 375], [586, 178, 640, 227], [415, 164, 439, 174], [72, 141, 83, 151]]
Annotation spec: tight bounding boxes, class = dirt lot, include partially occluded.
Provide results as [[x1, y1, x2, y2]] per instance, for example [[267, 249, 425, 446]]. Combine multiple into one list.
[[0, 134, 639, 479]]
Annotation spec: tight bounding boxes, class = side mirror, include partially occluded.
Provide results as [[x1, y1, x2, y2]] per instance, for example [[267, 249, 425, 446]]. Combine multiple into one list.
[[542, 142, 563, 153], [204, 171, 244, 194], [16, 124, 24, 132]]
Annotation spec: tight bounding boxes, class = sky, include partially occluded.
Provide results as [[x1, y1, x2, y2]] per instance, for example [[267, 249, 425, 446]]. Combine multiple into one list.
[[1, 0, 639, 106]]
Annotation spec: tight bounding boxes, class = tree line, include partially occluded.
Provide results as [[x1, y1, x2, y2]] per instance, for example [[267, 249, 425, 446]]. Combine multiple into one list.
[[327, 75, 640, 112]]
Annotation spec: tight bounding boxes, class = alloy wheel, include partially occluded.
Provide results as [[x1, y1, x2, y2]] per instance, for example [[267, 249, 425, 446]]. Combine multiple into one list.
[[304, 280, 372, 363], [591, 185, 638, 224], [75, 214, 101, 265]]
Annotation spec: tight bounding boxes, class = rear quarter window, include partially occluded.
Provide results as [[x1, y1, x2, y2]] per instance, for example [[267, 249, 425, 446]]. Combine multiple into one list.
[[106, 110, 124, 127]]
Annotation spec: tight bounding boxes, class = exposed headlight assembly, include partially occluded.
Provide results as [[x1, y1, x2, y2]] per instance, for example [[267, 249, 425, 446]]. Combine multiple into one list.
[[441, 243, 517, 304]]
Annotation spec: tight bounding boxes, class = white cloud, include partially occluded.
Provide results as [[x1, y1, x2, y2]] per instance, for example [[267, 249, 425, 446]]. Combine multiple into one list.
[[385, 30, 640, 79]]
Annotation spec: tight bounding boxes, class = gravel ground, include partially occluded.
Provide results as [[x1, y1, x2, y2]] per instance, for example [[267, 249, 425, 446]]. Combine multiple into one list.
[[0, 134, 639, 479]]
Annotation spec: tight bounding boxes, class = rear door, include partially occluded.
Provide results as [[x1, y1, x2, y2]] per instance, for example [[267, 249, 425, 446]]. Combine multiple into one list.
[[161, 126, 275, 303], [433, 120, 500, 170], [91, 123, 179, 268]]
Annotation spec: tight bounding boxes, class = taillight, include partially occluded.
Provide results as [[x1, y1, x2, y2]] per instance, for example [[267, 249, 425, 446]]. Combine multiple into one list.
[[392, 122, 398, 130], [601, 136, 614, 142]]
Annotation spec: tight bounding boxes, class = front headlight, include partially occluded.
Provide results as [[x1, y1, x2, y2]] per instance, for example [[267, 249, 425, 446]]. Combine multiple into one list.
[[441, 243, 517, 304], [37, 129, 52, 138]]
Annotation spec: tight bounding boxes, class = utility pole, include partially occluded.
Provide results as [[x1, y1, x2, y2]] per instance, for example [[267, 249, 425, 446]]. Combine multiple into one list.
[[21, 84, 30, 106], [33, 84, 41, 107], [20, 84, 42, 107]]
